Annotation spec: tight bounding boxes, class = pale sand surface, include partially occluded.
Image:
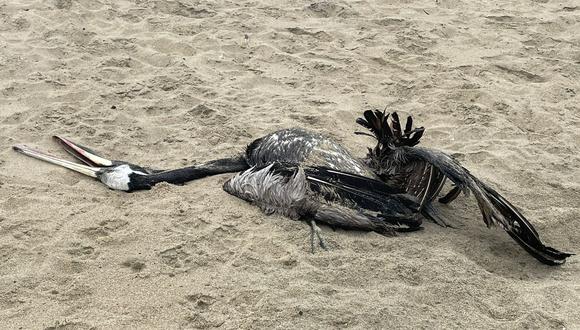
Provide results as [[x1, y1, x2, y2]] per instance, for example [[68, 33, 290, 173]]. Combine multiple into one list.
[[1, 0, 579, 329]]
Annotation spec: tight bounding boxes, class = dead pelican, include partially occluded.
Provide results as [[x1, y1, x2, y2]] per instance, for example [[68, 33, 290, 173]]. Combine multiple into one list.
[[12, 111, 572, 265]]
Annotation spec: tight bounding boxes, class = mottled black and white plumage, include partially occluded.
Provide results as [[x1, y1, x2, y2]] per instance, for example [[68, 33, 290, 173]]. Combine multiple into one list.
[[246, 129, 375, 177], [12, 111, 572, 265]]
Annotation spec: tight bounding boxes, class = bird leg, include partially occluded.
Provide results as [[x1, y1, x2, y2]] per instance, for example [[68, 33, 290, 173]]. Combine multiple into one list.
[[309, 220, 328, 253]]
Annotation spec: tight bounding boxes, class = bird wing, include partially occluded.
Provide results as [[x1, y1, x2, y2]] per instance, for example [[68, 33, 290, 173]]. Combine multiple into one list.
[[303, 166, 422, 230], [404, 147, 572, 265], [223, 163, 423, 234], [384, 159, 449, 226]]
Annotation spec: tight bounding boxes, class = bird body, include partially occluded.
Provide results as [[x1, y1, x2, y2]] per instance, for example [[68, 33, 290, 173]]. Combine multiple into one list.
[[12, 111, 573, 265], [246, 128, 374, 178]]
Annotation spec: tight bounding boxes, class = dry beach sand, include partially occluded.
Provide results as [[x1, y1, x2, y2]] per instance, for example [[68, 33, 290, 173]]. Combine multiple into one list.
[[1, 0, 579, 328]]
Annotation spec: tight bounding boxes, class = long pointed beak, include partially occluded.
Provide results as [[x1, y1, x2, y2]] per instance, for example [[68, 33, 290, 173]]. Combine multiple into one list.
[[13, 144, 100, 178], [53, 136, 113, 167]]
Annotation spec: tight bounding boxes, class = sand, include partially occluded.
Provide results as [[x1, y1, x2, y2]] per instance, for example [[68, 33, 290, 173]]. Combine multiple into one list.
[[1, 0, 579, 329]]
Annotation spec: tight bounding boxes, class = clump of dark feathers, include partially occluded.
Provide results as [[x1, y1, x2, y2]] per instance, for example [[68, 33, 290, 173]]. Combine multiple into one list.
[[355, 110, 424, 167]]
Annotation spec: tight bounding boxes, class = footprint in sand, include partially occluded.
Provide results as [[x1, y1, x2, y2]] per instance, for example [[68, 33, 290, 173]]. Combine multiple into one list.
[[159, 245, 191, 269], [79, 218, 129, 240], [121, 257, 147, 272]]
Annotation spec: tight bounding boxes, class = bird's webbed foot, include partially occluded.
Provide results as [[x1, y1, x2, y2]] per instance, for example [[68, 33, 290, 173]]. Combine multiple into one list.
[[309, 220, 328, 253]]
